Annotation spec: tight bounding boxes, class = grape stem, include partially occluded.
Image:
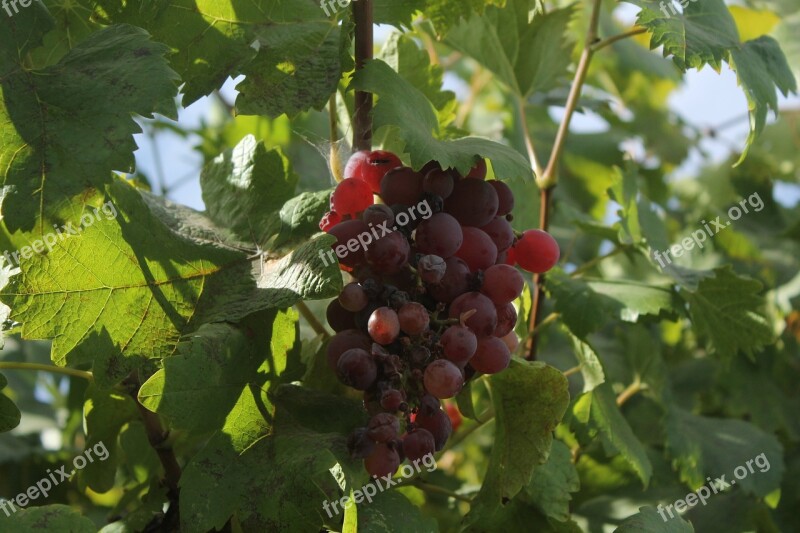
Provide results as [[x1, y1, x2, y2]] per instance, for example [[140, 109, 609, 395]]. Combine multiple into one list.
[[411, 479, 474, 503], [616, 378, 646, 407], [296, 301, 331, 339], [0, 361, 94, 381], [353, 0, 374, 151], [570, 246, 627, 277]]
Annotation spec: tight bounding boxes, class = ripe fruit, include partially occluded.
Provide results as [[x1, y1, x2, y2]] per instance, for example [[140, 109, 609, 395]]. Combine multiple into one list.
[[415, 213, 463, 258], [319, 211, 341, 232], [480, 217, 514, 253], [467, 159, 487, 179], [481, 264, 524, 305], [380, 167, 424, 206], [441, 325, 478, 365], [514, 229, 560, 273], [428, 257, 471, 304], [331, 178, 374, 217], [328, 219, 370, 268], [424, 359, 464, 399], [444, 178, 499, 227], [470, 337, 511, 374], [367, 307, 401, 345], [415, 407, 452, 451], [489, 180, 514, 216], [337, 348, 377, 390], [494, 303, 518, 337], [327, 329, 372, 370], [346, 150, 403, 193], [367, 413, 400, 443], [398, 302, 430, 335], [455, 227, 497, 272], [339, 282, 368, 312], [449, 292, 498, 337], [423, 169, 455, 199], [365, 231, 410, 274], [364, 443, 400, 478], [403, 429, 436, 461]]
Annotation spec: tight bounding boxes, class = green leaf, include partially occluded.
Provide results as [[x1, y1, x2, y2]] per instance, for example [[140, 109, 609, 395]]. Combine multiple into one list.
[[523, 440, 580, 522], [0, 24, 178, 232], [200, 135, 299, 244], [455, 381, 479, 421], [0, 504, 95, 532], [0, 373, 21, 433], [358, 491, 438, 532], [616, 505, 694, 532], [665, 406, 785, 498], [573, 383, 652, 486], [351, 59, 533, 179], [681, 266, 773, 358], [465, 360, 570, 527], [445, 3, 575, 97], [270, 190, 333, 248], [0, 180, 340, 384], [566, 332, 606, 393]]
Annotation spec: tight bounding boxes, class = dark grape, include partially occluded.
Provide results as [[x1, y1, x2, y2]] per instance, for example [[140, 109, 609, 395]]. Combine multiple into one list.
[[493, 303, 517, 337], [339, 282, 369, 312], [423, 169, 455, 199], [489, 180, 514, 216], [337, 348, 378, 390], [455, 227, 498, 272], [467, 159, 487, 179], [480, 216, 514, 253], [367, 413, 401, 443], [415, 213, 463, 259], [368, 307, 401, 345], [419, 394, 441, 417], [417, 254, 446, 284], [424, 359, 464, 399], [380, 167, 424, 206], [365, 230, 410, 274], [444, 178, 498, 227], [327, 299, 356, 332], [470, 337, 511, 374], [448, 292, 498, 337], [429, 257, 471, 303], [403, 429, 436, 462], [328, 219, 370, 268], [398, 302, 430, 335], [381, 389, 406, 412], [441, 325, 478, 365], [327, 329, 372, 370], [415, 408, 452, 451], [501, 331, 519, 353], [346, 150, 403, 193], [331, 178, 374, 217], [481, 264, 524, 305], [319, 211, 341, 232], [362, 204, 395, 227], [364, 443, 401, 478], [514, 229, 560, 273], [348, 427, 376, 459]]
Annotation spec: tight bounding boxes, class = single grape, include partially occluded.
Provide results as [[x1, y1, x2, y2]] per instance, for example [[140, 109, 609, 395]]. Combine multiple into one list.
[[327, 299, 355, 332], [331, 178, 374, 217], [380, 389, 406, 412], [417, 254, 446, 284], [328, 219, 370, 268], [368, 307, 401, 345], [346, 150, 403, 193], [319, 211, 341, 232], [481, 264, 524, 305], [424, 359, 465, 399], [415, 213, 463, 259], [415, 407, 452, 451], [364, 443, 400, 478], [470, 337, 511, 374], [326, 329, 372, 370], [504, 246, 516, 266], [365, 230, 410, 274], [423, 169, 455, 199], [448, 292, 498, 337], [418, 394, 441, 417], [493, 303, 517, 337], [428, 257, 471, 304], [441, 325, 478, 365], [339, 282, 369, 312], [489, 180, 514, 216], [337, 348, 378, 390], [444, 178, 498, 227], [480, 217, 514, 253], [347, 427, 376, 459], [467, 159, 487, 179], [402, 429, 436, 462], [380, 167, 424, 206], [362, 204, 395, 227], [501, 331, 520, 353], [367, 413, 401, 443], [514, 229, 560, 273], [398, 302, 430, 335], [455, 227, 498, 272]]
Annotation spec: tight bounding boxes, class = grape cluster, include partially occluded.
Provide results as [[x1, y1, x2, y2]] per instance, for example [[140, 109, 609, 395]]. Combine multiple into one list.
[[320, 150, 559, 478]]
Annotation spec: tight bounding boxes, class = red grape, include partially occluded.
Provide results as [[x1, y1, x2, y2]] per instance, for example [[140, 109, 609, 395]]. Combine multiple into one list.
[[489, 180, 514, 216], [362, 204, 395, 227], [319, 211, 341, 232], [455, 227, 498, 272], [467, 159, 487, 179], [441, 325, 478, 365], [424, 359, 464, 399], [367, 413, 400, 443], [428, 257, 471, 303], [481, 264, 524, 305], [327, 329, 372, 370], [398, 302, 430, 335], [493, 303, 517, 337], [480, 216, 514, 253], [368, 307, 401, 345], [415, 213, 463, 258], [364, 443, 400, 478], [501, 331, 519, 353], [380, 167, 424, 206], [381, 389, 406, 412], [417, 254, 446, 284], [365, 231, 410, 274], [470, 337, 511, 374], [415, 408, 452, 451], [327, 299, 355, 332], [504, 246, 516, 266], [328, 219, 370, 268], [337, 348, 378, 389], [514, 229, 560, 273], [423, 169, 455, 199], [346, 150, 403, 193], [403, 429, 436, 462], [331, 178, 374, 217], [444, 178, 498, 227], [448, 292, 498, 337], [348, 427, 376, 459], [339, 282, 369, 312]]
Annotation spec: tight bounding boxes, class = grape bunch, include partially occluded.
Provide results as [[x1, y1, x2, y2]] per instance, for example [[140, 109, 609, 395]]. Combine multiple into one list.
[[320, 150, 559, 478]]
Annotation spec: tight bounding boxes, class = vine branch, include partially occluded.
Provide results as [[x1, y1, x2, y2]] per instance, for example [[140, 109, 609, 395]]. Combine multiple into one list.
[[353, 0, 374, 151], [0, 362, 94, 381], [591, 27, 647, 52]]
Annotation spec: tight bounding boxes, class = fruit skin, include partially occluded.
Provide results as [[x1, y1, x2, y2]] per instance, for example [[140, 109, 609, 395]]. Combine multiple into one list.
[[367, 307, 401, 345], [470, 337, 511, 375], [364, 443, 401, 478], [326, 329, 372, 370], [415, 407, 452, 451], [441, 325, 478, 365], [337, 348, 378, 390], [467, 159, 487, 179], [346, 150, 403, 193], [455, 227, 498, 272], [424, 359, 465, 399], [428, 257, 471, 304], [319, 211, 342, 232], [489, 180, 515, 216], [398, 302, 430, 335], [380, 167, 424, 206], [328, 219, 370, 268], [514, 229, 560, 274], [481, 264, 524, 305], [415, 213, 464, 259], [444, 178, 499, 227], [367, 413, 401, 443], [493, 303, 518, 337], [480, 216, 514, 253], [449, 292, 498, 337], [423, 169, 455, 199], [402, 428, 436, 462], [331, 178, 374, 217], [365, 231, 410, 274]]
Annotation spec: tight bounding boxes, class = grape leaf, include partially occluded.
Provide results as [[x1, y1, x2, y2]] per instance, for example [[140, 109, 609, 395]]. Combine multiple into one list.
[[0, 373, 21, 433], [0, 504, 95, 531], [0, 23, 178, 232], [0, 180, 340, 383], [423, 0, 507, 36], [680, 266, 773, 359], [444, 3, 576, 98], [464, 360, 570, 527], [573, 383, 652, 486], [566, 332, 606, 393], [351, 60, 532, 179], [522, 440, 580, 522], [616, 505, 694, 532], [270, 190, 333, 248], [27, 0, 104, 68], [373, 0, 426, 26], [665, 406, 785, 497], [200, 135, 299, 244], [358, 491, 438, 533]]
